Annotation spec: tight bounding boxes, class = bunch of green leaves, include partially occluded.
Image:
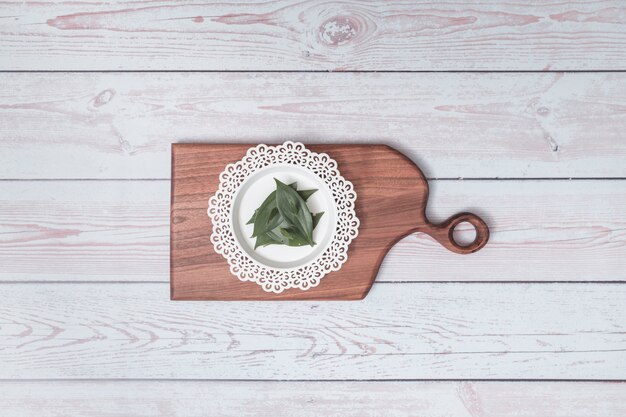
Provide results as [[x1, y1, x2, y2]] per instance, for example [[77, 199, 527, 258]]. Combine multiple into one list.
[[247, 178, 324, 249]]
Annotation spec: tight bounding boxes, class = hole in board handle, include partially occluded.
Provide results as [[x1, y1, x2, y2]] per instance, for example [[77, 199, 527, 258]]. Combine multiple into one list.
[[452, 221, 478, 247]]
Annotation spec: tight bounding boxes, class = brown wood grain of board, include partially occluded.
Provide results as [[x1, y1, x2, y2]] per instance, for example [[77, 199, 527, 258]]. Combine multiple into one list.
[[170, 143, 489, 300]]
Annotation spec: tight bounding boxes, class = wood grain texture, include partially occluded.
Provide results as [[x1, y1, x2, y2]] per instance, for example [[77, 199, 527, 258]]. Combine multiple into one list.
[[0, 180, 169, 282], [2, 179, 625, 283], [0, 282, 624, 379], [2, 72, 626, 179], [1, 381, 625, 417], [171, 144, 488, 300], [3, 0, 626, 71], [2, 0, 624, 398]]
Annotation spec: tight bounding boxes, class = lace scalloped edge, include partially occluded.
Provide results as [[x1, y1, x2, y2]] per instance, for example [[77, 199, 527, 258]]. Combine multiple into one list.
[[207, 141, 359, 293]]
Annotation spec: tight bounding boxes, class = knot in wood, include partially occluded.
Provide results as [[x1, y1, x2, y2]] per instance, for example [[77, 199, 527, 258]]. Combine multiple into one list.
[[319, 16, 360, 46], [92, 89, 115, 108]]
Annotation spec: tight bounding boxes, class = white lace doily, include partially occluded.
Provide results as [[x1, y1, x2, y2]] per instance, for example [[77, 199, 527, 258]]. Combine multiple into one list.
[[208, 141, 359, 293]]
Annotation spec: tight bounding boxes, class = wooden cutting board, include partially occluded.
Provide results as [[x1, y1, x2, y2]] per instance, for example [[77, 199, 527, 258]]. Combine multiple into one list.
[[171, 144, 489, 300]]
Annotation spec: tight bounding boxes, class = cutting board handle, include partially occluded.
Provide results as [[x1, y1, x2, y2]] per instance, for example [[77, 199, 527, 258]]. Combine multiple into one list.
[[419, 212, 489, 254]]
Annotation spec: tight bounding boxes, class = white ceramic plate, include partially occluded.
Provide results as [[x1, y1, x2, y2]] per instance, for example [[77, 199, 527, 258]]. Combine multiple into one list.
[[231, 164, 336, 270], [208, 141, 359, 293]]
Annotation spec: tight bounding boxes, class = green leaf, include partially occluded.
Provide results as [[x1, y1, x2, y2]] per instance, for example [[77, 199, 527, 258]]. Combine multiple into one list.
[[251, 183, 302, 237], [254, 213, 324, 248], [275, 178, 314, 246], [276, 213, 323, 247], [264, 226, 311, 248], [282, 227, 312, 246], [251, 199, 282, 238], [247, 183, 315, 225], [254, 233, 273, 249], [249, 180, 323, 250], [269, 228, 292, 245], [248, 191, 274, 227], [298, 188, 318, 202], [246, 182, 298, 225], [312, 212, 324, 229]]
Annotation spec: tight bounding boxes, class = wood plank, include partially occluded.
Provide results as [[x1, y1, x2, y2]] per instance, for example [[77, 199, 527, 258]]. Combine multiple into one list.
[[3, 1, 626, 71], [0, 181, 169, 282], [1, 180, 625, 283], [2, 72, 626, 179], [1, 381, 625, 417], [0, 282, 624, 379]]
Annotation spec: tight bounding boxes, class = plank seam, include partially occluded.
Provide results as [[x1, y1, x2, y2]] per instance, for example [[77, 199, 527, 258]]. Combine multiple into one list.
[[2, 178, 626, 182], [0, 378, 623, 382], [0, 281, 624, 284], [3, 70, 626, 74]]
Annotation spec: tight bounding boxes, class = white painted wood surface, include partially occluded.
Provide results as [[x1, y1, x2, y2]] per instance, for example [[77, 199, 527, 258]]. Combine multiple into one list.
[[2, 0, 626, 410], [1, 381, 625, 417], [3, 1, 626, 71], [1, 283, 624, 379], [2, 180, 625, 282], [2, 72, 626, 179]]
